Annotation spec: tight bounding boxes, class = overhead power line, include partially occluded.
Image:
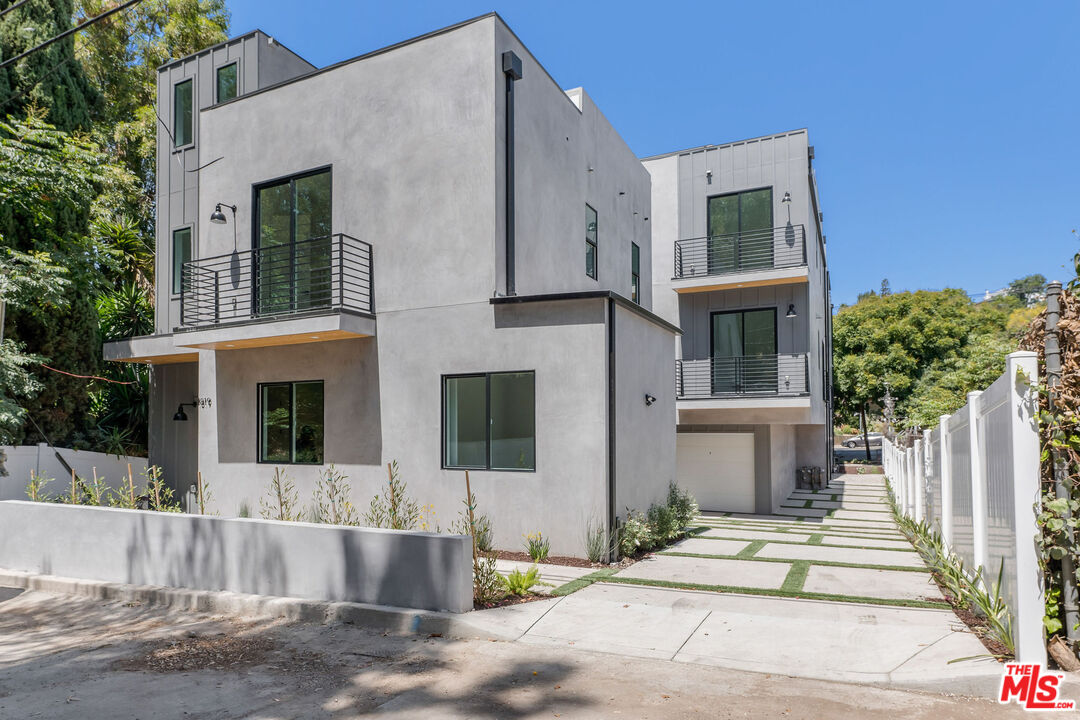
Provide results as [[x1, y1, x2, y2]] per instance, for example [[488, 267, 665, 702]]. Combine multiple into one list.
[[0, 0, 32, 21], [0, 0, 143, 71]]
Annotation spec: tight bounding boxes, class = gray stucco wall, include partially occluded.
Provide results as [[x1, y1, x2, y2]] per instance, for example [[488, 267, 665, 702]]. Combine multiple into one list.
[[0, 500, 472, 612], [613, 302, 677, 516], [769, 424, 796, 512], [196, 299, 610, 558], [149, 361, 199, 498], [677, 284, 811, 361]]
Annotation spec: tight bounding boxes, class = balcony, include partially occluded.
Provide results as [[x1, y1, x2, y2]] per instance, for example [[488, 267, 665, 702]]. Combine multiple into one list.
[[672, 225, 807, 293], [176, 233, 375, 350], [675, 354, 812, 424]]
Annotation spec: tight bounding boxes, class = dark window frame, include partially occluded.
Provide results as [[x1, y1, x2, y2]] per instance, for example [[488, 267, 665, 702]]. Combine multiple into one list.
[[585, 204, 598, 280], [708, 307, 779, 358], [631, 242, 641, 304], [705, 186, 775, 236], [215, 61, 239, 103], [256, 379, 325, 465], [173, 77, 194, 150], [441, 370, 536, 472], [171, 225, 193, 296]]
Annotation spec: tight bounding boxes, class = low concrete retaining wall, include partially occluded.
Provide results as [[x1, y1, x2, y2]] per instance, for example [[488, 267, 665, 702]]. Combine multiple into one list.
[[0, 501, 472, 613]]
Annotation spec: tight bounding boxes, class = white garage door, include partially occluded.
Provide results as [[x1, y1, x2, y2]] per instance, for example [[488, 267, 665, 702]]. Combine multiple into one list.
[[676, 433, 756, 513]]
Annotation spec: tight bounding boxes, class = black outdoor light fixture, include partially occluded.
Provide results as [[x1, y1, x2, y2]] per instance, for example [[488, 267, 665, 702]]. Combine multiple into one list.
[[644, 393, 657, 406], [173, 402, 196, 422], [210, 202, 239, 251], [782, 191, 791, 204], [786, 303, 797, 318]]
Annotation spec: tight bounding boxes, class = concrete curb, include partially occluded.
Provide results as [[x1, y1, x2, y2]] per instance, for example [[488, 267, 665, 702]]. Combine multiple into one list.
[[0, 568, 521, 642]]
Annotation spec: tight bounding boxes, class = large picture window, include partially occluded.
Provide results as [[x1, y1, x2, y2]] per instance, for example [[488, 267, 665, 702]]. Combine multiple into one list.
[[443, 371, 535, 471], [259, 380, 324, 464], [706, 188, 773, 273], [173, 78, 193, 147]]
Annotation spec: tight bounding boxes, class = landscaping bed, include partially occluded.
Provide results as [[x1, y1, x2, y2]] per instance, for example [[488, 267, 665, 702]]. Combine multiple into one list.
[[493, 550, 600, 569]]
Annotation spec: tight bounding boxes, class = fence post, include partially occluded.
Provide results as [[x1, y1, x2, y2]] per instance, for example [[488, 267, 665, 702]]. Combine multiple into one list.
[[967, 390, 988, 582], [913, 436, 925, 524], [939, 415, 953, 547], [1006, 351, 1046, 665], [905, 447, 914, 518]]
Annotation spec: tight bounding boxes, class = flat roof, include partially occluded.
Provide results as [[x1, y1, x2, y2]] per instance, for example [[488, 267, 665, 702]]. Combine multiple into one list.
[[639, 128, 809, 162]]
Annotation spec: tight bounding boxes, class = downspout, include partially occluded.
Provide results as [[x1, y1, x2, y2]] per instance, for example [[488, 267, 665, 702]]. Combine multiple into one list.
[[1046, 281, 1080, 644], [607, 297, 618, 561], [502, 51, 522, 296]]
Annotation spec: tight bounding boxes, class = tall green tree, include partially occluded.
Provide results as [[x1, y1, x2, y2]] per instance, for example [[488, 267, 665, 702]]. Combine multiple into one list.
[[0, 0, 100, 130], [1008, 273, 1048, 306]]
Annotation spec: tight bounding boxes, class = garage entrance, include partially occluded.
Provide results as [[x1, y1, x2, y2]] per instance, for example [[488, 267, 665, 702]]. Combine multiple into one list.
[[676, 432, 755, 513]]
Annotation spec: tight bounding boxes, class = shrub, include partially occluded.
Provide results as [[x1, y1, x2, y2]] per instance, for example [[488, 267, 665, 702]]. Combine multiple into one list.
[[502, 565, 541, 596], [312, 464, 359, 526], [259, 467, 302, 521], [26, 470, 52, 502], [619, 510, 653, 556], [647, 503, 680, 544], [364, 460, 420, 530], [145, 465, 181, 513], [450, 492, 493, 551], [666, 482, 699, 530], [523, 532, 550, 562], [473, 552, 504, 605], [583, 516, 612, 563]]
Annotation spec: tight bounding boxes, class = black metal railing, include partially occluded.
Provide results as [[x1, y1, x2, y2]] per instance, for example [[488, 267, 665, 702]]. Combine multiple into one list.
[[180, 234, 373, 328], [673, 225, 806, 279], [676, 354, 810, 398]]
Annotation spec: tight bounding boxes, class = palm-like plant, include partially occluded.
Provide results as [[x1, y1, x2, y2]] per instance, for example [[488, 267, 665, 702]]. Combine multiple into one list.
[[94, 217, 153, 293]]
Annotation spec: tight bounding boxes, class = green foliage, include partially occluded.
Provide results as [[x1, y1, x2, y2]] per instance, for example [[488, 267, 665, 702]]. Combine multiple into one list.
[[1008, 273, 1047, 305], [523, 532, 550, 562], [144, 465, 180, 512], [259, 467, 302, 521], [502, 565, 541, 596], [472, 552, 504, 606], [311, 464, 359, 526], [26, 471, 52, 502], [364, 460, 420, 530], [619, 511, 653, 556], [667, 481, 700, 530], [646, 503, 679, 544], [450, 491, 493, 551], [583, 516, 613, 563], [619, 484, 700, 557]]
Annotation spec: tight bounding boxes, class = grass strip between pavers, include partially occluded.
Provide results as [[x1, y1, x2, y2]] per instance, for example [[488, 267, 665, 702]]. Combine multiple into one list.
[[735, 539, 767, 559], [596, 576, 950, 610], [698, 522, 906, 541], [658, 550, 928, 573], [690, 534, 917, 553], [807, 534, 824, 545], [550, 567, 618, 597], [782, 560, 811, 592]]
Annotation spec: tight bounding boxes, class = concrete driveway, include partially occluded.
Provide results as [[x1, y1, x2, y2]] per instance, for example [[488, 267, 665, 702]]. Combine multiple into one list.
[[483, 476, 1006, 696]]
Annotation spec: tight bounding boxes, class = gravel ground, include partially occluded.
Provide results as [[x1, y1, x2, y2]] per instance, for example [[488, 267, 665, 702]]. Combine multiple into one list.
[[0, 586, 1032, 719]]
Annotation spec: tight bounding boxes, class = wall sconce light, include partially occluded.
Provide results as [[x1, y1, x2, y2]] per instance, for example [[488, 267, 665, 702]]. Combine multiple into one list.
[[782, 191, 791, 204], [786, 304, 797, 318], [172, 402, 197, 422], [210, 203, 236, 224], [644, 393, 657, 406]]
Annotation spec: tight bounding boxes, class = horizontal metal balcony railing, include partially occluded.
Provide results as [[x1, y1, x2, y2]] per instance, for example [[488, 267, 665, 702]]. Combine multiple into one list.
[[180, 233, 373, 329], [673, 225, 806, 280], [676, 354, 810, 399]]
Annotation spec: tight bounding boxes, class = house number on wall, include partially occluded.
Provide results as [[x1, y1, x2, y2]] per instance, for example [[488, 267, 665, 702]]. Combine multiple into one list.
[[196, 397, 212, 408]]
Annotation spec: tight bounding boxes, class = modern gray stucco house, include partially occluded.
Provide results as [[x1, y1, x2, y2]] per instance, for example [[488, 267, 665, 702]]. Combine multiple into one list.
[[103, 14, 678, 557], [644, 131, 833, 514]]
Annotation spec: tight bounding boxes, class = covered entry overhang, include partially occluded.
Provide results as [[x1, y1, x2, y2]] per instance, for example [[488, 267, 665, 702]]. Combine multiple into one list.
[[171, 310, 376, 350], [103, 334, 198, 364]]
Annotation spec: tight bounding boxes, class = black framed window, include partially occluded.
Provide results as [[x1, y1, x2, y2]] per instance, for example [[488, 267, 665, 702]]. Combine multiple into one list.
[[585, 204, 598, 279], [710, 308, 778, 394], [443, 371, 535, 471], [216, 63, 238, 102], [631, 242, 640, 304], [172, 227, 191, 294], [259, 380, 324, 464], [706, 188, 773, 272], [173, 78, 193, 147]]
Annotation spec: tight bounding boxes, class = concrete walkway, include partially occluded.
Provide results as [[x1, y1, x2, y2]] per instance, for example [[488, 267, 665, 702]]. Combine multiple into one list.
[[474, 475, 1007, 697]]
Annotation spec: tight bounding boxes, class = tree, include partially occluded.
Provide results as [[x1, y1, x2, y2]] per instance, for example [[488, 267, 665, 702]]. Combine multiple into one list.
[[880, 278, 891, 297], [0, 0, 100, 131], [1008, 273, 1047, 306]]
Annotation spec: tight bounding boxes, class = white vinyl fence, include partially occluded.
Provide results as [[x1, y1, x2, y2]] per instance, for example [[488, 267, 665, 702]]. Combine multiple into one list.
[[1, 444, 148, 501], [883, 351, 1045, 664]]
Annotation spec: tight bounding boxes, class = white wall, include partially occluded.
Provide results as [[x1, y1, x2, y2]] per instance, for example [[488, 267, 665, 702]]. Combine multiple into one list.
[[0, 445, 148, 501]]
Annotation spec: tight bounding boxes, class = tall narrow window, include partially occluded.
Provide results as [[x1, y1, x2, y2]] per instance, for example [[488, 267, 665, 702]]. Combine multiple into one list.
[[585, 204, 598, 279], [173, 79, 193, 147], [259, 381, 324, 464], [706, 188, 773, 273], [710, 308, 778, 395], [631, 242, 640, 304], [443, 372, 535, 471], [172, 227, 191, 294], [216, 63, 237, 102]]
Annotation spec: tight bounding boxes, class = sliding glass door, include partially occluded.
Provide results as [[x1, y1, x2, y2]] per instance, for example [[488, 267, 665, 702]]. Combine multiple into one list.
[[255, 169, 332, 316], [707, 188, 773, 274], [710, 308, 777, 394]]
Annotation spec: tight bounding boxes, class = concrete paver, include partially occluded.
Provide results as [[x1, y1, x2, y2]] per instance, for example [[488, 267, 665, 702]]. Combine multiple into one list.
[[700, 528, 813, 543], [803, 565, 944, 602], [616, 553, 791, 589], [665, 537, 752, 556], [754, 542, 924, 568]]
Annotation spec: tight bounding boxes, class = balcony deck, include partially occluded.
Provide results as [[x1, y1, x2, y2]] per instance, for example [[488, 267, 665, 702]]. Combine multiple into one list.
[[673, 225, 808, 293], [676, 354, 812, 423]]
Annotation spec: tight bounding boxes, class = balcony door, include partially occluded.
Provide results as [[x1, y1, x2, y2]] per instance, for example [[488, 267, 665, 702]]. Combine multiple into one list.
[[707, 188, 773, 274], [255, 168, 332, 317], [710, 308, 777, 394]]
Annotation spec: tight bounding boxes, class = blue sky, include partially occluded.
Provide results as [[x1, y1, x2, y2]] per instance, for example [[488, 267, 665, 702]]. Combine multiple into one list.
[[226, 1, 1079, 306]]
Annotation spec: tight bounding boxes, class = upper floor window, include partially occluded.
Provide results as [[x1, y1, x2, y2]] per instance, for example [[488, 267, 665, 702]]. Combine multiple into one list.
[[172, 227, 191, 294], [173, 79, 193, 148], [585, 204, 598, 280], [631, 242, 640, 304], [707, 188, 773, 272], [259, 380, 324, 464], [443, 371, 535, 471], [216, 63, 237, 102]]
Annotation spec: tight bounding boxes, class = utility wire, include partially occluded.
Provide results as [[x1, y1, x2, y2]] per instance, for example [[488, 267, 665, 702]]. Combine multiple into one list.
[[0, 0, 142, 70], [0, 0, 32, 21]]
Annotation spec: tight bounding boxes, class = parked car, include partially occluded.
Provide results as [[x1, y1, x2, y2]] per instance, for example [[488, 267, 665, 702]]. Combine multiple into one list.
[[843, 432, 883, 448]]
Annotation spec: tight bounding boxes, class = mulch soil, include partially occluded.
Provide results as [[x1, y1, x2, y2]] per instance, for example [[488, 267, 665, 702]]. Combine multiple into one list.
[[473, 593, 552, 611], [492, 550, 602, 569], [928, 574, 1011, 660]]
